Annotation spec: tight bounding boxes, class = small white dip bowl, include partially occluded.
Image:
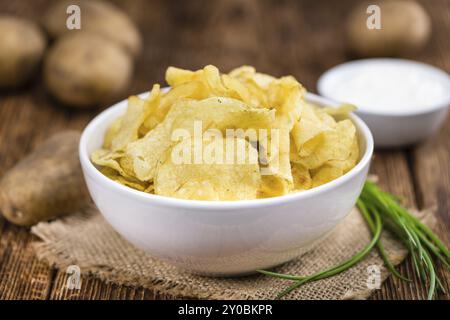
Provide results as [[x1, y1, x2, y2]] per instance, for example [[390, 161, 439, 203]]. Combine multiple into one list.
[[318, 59, 450, 148], [79, 92, 374, 276]]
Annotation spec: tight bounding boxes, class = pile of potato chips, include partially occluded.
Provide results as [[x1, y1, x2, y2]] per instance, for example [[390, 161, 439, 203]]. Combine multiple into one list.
[[91, 65, 359, 200]]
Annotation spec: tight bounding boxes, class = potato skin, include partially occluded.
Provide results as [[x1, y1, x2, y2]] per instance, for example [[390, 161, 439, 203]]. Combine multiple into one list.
[[0, 131, 90, 226], [346, 0, 431, 57], [44, 33, 133, 108], [43, 0, 142, 58], [0, 16, 46, 87]]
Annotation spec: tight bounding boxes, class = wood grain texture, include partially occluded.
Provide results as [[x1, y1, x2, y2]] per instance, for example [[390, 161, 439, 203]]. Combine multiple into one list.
[[0, 0, 449, 300]]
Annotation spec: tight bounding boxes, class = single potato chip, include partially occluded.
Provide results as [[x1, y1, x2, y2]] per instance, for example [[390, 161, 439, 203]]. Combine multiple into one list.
[[103, 115, 123, 149], [327, 138, 359, 173], [258, 175, 291, 198], [100, 167, 149, 191], [291, 103, 336, 156], [293, 119, 356, 170], [155, 136, 261, 200], [311, 165, 344, 188], [91, 149, 131, 179], [323, 103, 357, 117], [110, 85, 160, 151], [291, 162, 312, 191], [166, 66, 203, 87]]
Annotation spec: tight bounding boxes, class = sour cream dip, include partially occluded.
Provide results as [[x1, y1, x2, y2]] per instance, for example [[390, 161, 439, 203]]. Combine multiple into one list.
[[318, 58, 450, 147]]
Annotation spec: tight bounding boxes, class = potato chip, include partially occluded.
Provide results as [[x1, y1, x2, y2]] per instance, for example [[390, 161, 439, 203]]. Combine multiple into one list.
[[258, 75, 306, 192], [167, 65, 227, 95], [110, 84, 160, 151], [91, 149, 131, 179], [144, 184, 155, 194], [118, 154, 138, 178], [258, 175, 290, 198], [294, 119, 356, 170], [228, 65, 256, 79], [125, 97, 275, 181], [92, 65, 360, 201], [103, 115, 123, 149], [155, 136, 261, 200], [229, 66, 272, 108], [291, 162, 312, 191], [221, 74, 253, 106], [100, 167, 149, 191], [291, 103, 336, 156], [202, 65, 229, 96], [229, 65, 275, 90], [166, 66, 203, 87], [259, 127, 293, 196], [311, 165, 344, 188], [140, 81, 206, 134], [268, 76, 304, 124], [323, 103, 356, 117], [141, 65, 254, 135], [327, 138, 359, 173]]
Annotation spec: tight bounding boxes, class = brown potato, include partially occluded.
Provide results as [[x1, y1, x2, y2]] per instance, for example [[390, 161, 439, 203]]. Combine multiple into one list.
[[0, 131, 90, 227], [346, 0, 431, 57], [44, 33, 133, 108], [43, 0, 142, 58], [0, 16, 46, 87]]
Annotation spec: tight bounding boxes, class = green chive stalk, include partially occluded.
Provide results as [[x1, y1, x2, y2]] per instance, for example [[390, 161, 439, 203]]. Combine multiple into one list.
[[258, 181, 450, 300]]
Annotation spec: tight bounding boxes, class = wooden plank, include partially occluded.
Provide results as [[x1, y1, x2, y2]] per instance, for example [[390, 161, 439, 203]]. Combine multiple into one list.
[[0, 12, 95, 299], [0, 92, 59, 300], [0, 0, 449, 300], [49, 273, 143, 300], [410, 116, 450, 300], [0, 0, 164, 300], [49, 271, 181, 300], [0, 222, 54, 299], [368, 152, 429, 300], [406, 0, 450, 300], [363, 1, 450, 293]]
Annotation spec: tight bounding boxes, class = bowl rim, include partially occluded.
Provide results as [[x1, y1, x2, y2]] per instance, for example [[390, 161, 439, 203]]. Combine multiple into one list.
[[317, 58, 450, 117], [79, 92, 374, 210]]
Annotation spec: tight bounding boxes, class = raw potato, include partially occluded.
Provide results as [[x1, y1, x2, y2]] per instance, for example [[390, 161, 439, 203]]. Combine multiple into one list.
[[0, 16, 46, 87], [0, 131, 90, 226], [44, 33, 133, 108], [43, 0, 142, 57], [346, 0, 431, 57]]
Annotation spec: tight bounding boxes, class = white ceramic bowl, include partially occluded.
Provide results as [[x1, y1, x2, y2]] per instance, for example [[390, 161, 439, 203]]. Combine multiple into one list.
[[318, 59, 450, 148], [79, 92, 374, 276]]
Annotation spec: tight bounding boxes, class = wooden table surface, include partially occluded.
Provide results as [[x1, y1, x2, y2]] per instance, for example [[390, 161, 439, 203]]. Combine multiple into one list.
[[0, 0, 449, 300]]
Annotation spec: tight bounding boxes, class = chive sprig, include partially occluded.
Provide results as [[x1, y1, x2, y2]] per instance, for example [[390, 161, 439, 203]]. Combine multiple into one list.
[[258, 181, 450, 300]]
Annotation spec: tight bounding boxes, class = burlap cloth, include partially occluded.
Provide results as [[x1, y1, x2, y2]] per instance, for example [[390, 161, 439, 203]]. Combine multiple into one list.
[[31, 205, 431, 300]]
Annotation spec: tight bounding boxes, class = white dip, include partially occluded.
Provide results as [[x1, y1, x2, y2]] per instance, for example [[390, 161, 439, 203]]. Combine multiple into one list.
[[318, 59, 450, 114]]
